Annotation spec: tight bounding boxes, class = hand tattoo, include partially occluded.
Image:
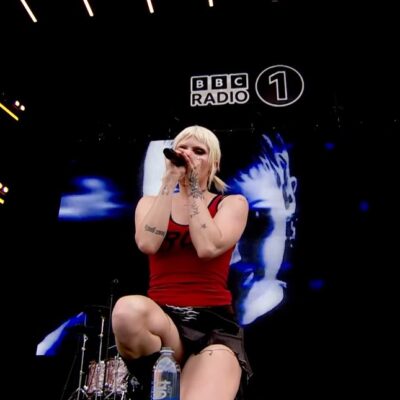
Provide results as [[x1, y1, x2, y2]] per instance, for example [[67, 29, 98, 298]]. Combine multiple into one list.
[[145, 224, 166, 237]]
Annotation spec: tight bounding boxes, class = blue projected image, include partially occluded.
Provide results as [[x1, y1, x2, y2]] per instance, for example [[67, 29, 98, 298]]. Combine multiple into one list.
[[36, 312, 87, 356], [58, 176, 130, 221], [228, 133, 298, 325]]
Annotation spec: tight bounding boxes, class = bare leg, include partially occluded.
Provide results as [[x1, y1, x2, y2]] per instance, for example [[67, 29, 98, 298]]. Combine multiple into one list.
[[112, 295, 184, 361], [181, 344, 242, 400]]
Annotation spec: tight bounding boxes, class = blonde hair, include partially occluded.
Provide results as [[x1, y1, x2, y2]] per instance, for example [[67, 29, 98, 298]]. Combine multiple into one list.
[[173, 125, 228, 192]]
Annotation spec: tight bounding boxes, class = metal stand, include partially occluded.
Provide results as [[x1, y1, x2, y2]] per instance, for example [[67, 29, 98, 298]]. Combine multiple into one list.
[[105, 278, 119, 360], [103, 279, 127, 400], [62, 281, 118, 400], [66, 333, 89, 400], [93, 315, 106, 400]]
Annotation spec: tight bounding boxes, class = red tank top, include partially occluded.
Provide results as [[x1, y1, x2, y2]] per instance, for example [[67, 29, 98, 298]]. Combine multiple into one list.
[[148, 194, 234, 306]]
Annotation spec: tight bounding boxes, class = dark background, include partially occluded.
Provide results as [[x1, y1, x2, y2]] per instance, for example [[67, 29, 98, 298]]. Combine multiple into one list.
[[1, 1, 398, 398]]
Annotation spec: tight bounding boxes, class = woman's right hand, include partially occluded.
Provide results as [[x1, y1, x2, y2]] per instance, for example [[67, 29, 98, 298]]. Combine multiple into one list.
[[164, 157, 186, 183]]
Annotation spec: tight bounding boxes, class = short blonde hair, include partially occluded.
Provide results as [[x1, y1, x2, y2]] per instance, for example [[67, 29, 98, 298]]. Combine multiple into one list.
[[173, 125, 227, 192]]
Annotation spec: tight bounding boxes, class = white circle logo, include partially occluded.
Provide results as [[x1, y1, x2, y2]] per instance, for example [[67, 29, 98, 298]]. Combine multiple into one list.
[[255, 65, 304, 107]]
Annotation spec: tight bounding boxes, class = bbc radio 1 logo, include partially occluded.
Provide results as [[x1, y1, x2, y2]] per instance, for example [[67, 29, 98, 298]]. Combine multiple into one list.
[[190, 65, 304, 108], [191, 74, 249, 107]]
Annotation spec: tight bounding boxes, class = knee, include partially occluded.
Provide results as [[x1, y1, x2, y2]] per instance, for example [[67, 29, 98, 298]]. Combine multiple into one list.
[[112, 295, 152, 335]]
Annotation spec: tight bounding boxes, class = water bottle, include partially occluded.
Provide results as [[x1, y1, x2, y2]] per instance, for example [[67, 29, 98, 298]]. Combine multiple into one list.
[[151, 347, 180, 400]]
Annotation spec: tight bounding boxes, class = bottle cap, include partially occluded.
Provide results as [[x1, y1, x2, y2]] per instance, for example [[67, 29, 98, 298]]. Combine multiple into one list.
[[160, 346, 174, 353]]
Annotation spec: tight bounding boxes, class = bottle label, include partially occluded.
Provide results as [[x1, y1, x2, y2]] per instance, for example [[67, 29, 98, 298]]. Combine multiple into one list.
[[153, 379, 172, 399]]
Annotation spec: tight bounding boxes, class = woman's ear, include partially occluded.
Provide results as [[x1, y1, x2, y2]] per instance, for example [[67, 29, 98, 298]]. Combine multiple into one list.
[[290, 176, 297, 194]]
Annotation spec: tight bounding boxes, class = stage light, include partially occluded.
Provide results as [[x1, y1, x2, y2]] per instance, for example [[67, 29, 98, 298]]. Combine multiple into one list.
[[0, 183, 9, 206], [0, 102, 19, 121], [0, 92, 26, 121], [146, 0, 155, 14], [82, 0, 94, 17], [20, 0, 38, 23], [208, 0, 214, 7], [13, 100, 26, 112]]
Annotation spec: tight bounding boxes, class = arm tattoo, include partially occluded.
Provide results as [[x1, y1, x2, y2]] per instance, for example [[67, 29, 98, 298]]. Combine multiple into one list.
[[190, 203, 200, 218], [144, 224, 166, 237], [201, 223, 207, 229], [189, 170, 203, 199]]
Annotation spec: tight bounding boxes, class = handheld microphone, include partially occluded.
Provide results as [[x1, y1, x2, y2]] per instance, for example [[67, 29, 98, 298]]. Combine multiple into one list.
[[163, 148, 186, 167]]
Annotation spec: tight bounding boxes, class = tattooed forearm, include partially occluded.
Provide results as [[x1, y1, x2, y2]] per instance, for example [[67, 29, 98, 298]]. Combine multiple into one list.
[[144, 224, 166, 237], [161, 186, 169, 196], [189, 170, 203, 199], [190, 203, 200, 218]]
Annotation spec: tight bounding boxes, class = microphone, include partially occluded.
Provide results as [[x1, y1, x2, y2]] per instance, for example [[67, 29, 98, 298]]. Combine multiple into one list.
[[163, 148, 186, 167]]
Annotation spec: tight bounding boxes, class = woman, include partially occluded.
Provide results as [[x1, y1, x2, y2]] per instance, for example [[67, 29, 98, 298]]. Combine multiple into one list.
[[112, 125, 251, 400]]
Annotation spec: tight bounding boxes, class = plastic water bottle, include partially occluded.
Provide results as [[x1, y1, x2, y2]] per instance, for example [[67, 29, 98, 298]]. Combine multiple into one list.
[[151, 347, 180, 400]]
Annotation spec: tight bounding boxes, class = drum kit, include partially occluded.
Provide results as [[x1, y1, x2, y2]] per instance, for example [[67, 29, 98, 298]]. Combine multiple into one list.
[[66, 305, 129, 400], [84, 356, 128, 399]]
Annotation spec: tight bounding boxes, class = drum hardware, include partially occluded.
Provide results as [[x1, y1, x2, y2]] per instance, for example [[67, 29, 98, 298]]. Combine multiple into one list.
[[63, 279, 121, 400], [64, 308, 107, 400], [66, 332, 89, 400], [85, 359, 105, 398], [104, 356, 128, 399], [82, 355, 128, 399], [93, 315, 106, 400], [105, 279, 119, 361]]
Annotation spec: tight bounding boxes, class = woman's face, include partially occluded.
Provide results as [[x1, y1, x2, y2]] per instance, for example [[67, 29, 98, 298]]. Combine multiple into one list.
[[175, 137, 211, 185], [235, 163, 289, 277], [229, 148, 297, 324]]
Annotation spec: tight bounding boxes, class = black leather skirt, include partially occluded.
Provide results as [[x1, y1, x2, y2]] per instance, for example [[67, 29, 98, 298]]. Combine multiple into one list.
[[162, 304, 253, 399]]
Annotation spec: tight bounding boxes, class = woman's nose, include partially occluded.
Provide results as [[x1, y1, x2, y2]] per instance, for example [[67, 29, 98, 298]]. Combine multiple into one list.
[[182, 149, 193, 156]]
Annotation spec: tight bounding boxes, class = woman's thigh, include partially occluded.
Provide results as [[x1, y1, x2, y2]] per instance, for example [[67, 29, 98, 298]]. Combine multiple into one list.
[[180, 344, 242, 400]]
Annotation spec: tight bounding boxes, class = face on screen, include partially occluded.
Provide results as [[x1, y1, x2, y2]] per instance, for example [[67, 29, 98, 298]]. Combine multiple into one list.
[[228, 134, 297, 324]]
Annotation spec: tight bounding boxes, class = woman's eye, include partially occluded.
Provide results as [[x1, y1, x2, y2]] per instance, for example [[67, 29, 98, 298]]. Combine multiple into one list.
[[245, 209, 274, 238]]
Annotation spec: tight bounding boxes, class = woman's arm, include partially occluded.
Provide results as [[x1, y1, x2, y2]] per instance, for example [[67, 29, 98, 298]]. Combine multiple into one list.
[[135, 170, 182, 254], [187, 169, 248, 259]]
